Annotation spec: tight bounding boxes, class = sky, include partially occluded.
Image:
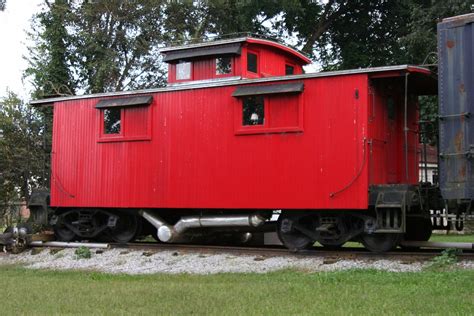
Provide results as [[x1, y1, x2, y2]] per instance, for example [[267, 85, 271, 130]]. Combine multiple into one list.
[[0, 0, 43, 100]]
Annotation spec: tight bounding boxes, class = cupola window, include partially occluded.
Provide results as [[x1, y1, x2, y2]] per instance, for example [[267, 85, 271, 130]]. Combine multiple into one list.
[[247, 52, 258, 73], [216, 57, 232, 75], [285, 64, 295, 75], [176, 61, 191, 80]]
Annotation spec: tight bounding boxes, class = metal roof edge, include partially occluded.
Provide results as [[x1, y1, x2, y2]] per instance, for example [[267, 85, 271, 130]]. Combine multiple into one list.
[[30, 65, 431, 105], [160, 37, 248, 53], [441, 13, 474, 24]]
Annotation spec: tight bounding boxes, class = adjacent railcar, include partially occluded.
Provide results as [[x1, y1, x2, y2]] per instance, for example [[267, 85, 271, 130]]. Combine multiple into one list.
[[28, 15, 472, 252]]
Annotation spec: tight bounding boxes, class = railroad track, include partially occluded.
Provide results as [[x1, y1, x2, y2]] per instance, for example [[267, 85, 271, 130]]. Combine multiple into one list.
[[110, 242, 474, 262]]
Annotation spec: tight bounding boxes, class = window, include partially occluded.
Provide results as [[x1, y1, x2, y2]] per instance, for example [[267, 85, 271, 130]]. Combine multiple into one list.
[[103, 108, 121, 134], [233, 83, 304, 135], [242, 96, 264, 126], [176, 61, 191, 80], [247, 52, 258, 73], [216, 57, 232, 75], [285, 64, 295, 75], [97, 96, 153, 142]]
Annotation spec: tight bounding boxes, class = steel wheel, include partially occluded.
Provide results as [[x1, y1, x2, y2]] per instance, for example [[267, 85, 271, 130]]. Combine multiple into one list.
[[54, 224, 76, 242], [108, 212, 142, 243], [361, 233, 402, 252], [316, 215, 351, 249], [54, 211, 77, 241], [404, 217, 432, 241], [277, 213, 315, 251]]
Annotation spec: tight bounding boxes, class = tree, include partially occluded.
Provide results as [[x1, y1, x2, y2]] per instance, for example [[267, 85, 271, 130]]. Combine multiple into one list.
[[26, 0, 169, 95], [400, 0, 473, 65], [0, 92, 48, 205], [0, 0, 5, 11], [399, 0, 473, 145], [25, 0, 75, 99], [70, 0, 168, 93]]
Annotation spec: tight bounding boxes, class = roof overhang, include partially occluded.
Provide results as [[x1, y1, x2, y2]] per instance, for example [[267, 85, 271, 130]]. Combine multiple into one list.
[[369, 66, 438, 95], [232, 82, 304, 97], [95, 95, 153, 108], [162, 42, 242, 63]]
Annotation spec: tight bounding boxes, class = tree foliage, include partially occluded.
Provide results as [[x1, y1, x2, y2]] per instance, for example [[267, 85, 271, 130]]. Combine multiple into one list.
[[400, 0, 473, 66], [25, 0, 75, 99], [0, 92, 49, 204], [26, 0, 169, 97], [70, 0, 168, 93]]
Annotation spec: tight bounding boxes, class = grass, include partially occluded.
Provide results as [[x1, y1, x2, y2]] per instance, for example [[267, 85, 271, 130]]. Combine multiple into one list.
[[429, 234, 474, 243], [0, 267, 473, 315]]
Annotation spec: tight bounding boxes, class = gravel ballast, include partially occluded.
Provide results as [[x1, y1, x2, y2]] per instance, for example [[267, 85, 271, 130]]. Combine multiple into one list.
[[1, 248, 472, 274]]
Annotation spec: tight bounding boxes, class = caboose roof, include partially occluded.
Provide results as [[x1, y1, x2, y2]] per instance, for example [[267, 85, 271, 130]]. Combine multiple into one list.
[[160, 36, 312, 65], [30, 65, 437, 106]]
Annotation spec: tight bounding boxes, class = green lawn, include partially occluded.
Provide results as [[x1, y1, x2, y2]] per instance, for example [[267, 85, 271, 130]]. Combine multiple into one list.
[[0, 266, 473, 315], [429, 234, 474, 243]]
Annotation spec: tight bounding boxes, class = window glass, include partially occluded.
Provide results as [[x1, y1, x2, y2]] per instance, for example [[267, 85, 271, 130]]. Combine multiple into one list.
[[216, 57, 232, 75], [285, 64, 294, 75], [247, 52, 257, 73], [104, 108, 121, 134], [242, 96, 264, 125], [176, 61, 191, 80]]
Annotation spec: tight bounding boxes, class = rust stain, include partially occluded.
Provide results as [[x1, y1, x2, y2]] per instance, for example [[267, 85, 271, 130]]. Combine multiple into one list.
[[459, 165, 466, 180], [454, 130, 463, 152], [447, 40, 455, 48], [459, 83, 465, 93]]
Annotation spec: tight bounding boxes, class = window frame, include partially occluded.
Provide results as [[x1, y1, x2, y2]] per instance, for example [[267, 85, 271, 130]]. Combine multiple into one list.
[[234, 93, 304, 136], [98, 105, 153, 143]]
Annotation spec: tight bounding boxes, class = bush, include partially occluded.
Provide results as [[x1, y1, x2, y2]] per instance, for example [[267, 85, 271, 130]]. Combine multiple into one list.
[[74, 246, 91, 260], [427, 248, 462, 271]]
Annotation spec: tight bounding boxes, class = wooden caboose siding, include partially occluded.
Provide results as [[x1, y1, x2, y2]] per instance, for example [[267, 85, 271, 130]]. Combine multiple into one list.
[[50, 74, 369, 210]]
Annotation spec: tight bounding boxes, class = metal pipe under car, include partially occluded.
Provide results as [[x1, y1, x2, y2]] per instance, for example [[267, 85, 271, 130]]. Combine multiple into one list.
[[139, 210, 267, 243]]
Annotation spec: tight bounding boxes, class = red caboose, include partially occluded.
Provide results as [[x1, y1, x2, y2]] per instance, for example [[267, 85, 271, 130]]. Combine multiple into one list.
[[31, 37, 437, 251]]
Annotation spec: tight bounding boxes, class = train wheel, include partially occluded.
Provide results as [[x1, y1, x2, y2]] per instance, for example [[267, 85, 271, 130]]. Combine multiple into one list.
[[316, 215, 351, 249], [54, 225, 76, 242], [277, 213, 315, 251], [54, 211, 77, 241], [404, 217, 432, 242], [360, 233, 402, 253], [108, 212, 142, 243]]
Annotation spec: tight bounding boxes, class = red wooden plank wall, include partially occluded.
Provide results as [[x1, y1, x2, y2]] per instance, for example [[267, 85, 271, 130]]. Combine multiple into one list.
[[51, 74, 370, 210]]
